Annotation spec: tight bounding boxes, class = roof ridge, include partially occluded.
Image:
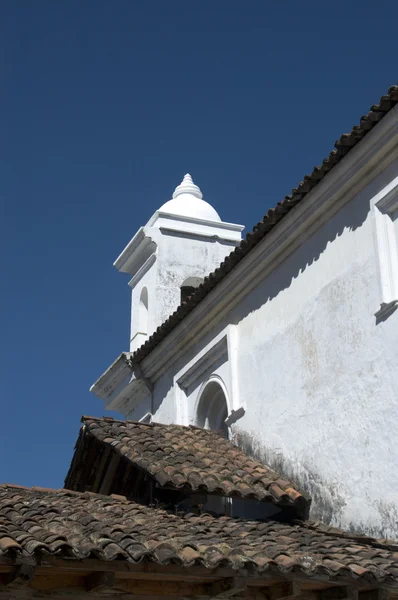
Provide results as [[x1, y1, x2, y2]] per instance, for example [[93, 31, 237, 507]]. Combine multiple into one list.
[[130, 85, 398, 364]]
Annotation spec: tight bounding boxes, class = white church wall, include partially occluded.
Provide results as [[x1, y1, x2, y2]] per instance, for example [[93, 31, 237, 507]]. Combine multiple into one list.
[[231, 158, 398, 539], [146, 157, 398, 538], [93, 120, 398, 537]]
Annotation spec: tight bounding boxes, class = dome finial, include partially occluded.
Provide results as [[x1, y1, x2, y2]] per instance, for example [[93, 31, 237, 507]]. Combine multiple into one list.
[[173, 173, 203, 199]]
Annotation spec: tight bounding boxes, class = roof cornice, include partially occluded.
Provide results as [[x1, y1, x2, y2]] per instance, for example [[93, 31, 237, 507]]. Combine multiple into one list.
[[113, 227, 156, 275], [132, 86, 398, 369]]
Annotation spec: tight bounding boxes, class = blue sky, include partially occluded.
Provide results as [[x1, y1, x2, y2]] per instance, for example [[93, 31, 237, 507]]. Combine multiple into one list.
[[1, 0, 396, 488]]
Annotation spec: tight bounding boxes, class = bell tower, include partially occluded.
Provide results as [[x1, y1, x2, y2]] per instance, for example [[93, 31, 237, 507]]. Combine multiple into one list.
[[114, 174, 244, 352]]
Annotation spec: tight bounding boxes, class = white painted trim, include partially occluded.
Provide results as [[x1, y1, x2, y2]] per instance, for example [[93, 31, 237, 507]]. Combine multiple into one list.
[[227, 325, 241, 411], [159, 225, 241, 243], [194, 374, 231, 429], [177, 336, 228, 391], [89, 352, 131, 395], [175, 333, 228, 425], [140, 107, 398, 382], [113, 228, 156, 274], [147, 210, 244, 232], [128, 253, 157, 288], [106, 376, 149, 412], [373, 177, 398, 317]]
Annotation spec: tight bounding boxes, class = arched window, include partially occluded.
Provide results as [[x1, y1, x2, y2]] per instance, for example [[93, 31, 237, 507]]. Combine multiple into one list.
[[196, 380, 229, 438], [138, 287, 148, 335], [180, 276, 203, 303]]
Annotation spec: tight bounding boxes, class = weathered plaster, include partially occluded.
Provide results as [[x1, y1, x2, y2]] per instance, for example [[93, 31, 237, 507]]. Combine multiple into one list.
[[138, 158, 398, 538], [93, 123, 398, 537]]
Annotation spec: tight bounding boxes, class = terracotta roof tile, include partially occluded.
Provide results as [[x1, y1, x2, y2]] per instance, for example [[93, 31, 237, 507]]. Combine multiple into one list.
[[1, 484, 398, 584], [65, 416, 310, 511], [129, 86, 398, 364]]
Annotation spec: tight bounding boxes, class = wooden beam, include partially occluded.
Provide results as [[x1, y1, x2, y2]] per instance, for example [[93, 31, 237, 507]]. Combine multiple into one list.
[[85, 570, 115, 592], [268, 582, 307, 600], [207, 577, 247, 598], [98, 453, 120, 495], [321, 588, 358, 600], [359, 592, 390, 600], [0, 593, 193, 600], [91, 446, 112, 492], [269, 584, 360, 600], [32, 557, 237, 581]]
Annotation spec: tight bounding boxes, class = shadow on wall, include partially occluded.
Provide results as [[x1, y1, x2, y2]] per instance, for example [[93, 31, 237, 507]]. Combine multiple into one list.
[[150, 167, 388, 415], [232, 425, 398, 539], [232, 426, 347, 528], [228, 170, 382, 327]]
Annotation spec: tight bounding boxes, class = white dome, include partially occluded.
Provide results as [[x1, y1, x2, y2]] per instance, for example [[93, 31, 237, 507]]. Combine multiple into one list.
[[158, 174, 221, 222]]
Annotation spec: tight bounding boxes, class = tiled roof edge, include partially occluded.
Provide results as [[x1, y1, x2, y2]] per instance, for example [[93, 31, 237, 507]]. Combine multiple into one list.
[[1, 483, 397, 552], [78, 417, 309, 508], [131, 85, 398, 364], [0, 482, 129, 502]]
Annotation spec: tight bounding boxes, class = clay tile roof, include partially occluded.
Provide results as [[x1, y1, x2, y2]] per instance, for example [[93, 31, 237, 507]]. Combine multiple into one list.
[[1, 484, 398, 584], [130, 85, 398, 364], [65, 416, 309, 511]]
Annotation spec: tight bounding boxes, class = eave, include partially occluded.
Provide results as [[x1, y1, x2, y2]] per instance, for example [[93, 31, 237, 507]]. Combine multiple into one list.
[[137, 103, 398, 383], [113, 227, 156, 275], [129, 88, 398, 373], [1, 556, 398, 599]]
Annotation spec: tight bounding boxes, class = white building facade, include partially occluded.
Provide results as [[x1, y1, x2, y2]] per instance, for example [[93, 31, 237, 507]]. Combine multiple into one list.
[[92, 89, 398, 539]]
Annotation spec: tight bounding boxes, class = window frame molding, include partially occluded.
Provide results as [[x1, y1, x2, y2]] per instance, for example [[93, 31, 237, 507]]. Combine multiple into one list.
[[195, 374, 231, 435], [373, 176, 398, 320]]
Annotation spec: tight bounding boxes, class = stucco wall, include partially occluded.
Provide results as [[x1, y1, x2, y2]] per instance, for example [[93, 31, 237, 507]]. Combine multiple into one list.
[[230, 159, 398, 538], [116, 152, 398, 537], [137, 158, 398, 538]]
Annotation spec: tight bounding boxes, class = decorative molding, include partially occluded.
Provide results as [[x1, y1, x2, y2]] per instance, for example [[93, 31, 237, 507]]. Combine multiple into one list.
[[90, 351, 153, 412], [159, 224, 241, 243], [376, 176, 398, 214], [147, 210, 244, 232], [128, 253, 156, 288], [227, 325, 241, 412], [140, 108, 398, 381], [113, 228, 156, 275], [373, 177, 398, 319], [128, 358, 154, 393], [177, 336, 228, 392], [194, 374, 231, 428], [90, 352, 132, 397]]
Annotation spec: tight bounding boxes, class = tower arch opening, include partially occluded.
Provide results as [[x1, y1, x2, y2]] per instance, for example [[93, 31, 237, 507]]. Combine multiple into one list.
[[196, 380, 229, 438], [138, 287, 149, 335], [180, 276, 203, 303]]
